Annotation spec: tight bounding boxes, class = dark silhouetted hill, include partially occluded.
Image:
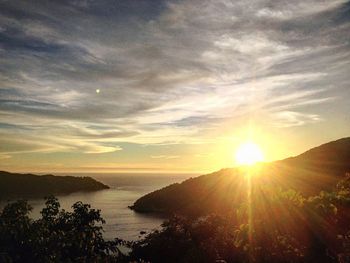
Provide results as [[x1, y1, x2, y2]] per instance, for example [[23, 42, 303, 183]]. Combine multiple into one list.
[[0, 171, 109, 200], [131, 137, 350, 216]]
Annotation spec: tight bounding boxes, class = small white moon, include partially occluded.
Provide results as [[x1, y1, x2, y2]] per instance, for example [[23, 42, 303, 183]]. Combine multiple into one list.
[[96, 89, 100, 94]]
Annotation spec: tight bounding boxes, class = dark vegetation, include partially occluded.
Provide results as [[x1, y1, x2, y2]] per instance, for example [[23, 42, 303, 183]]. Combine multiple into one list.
[[0, 196, 123, 262], [1, 137, 350, 262], [131, 138, 350, 216], [1, 174, 350, 262], [0, 171, 109, 200], [128, 174, 350, 263]]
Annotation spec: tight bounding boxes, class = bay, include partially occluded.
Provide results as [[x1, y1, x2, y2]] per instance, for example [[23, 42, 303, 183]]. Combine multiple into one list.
[[0, 173, 195, 241]]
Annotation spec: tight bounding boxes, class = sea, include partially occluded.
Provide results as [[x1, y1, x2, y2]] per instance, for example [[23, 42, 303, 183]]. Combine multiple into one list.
[[0, 173, 195, 241]]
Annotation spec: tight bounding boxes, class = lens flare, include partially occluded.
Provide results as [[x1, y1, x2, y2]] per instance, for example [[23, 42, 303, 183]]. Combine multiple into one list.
[[235, 142, 264, 165]]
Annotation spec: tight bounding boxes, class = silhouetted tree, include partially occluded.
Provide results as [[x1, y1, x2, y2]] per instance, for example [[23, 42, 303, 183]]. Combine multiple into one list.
[[0, 196, 123, 263], [1, 175, 350, 262]]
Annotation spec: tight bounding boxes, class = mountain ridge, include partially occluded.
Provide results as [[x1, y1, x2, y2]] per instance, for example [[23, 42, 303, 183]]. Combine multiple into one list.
[[130, 137, 350, 216]]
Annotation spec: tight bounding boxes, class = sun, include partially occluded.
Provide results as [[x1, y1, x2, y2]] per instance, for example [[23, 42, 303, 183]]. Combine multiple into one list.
[[235, 141, 264, 166]]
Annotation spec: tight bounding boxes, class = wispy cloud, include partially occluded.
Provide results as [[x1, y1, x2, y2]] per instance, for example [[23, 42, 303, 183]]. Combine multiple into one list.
[[150, 155, 180, 159], [271, 111, 322, 128], [0, 0, 349, 170]]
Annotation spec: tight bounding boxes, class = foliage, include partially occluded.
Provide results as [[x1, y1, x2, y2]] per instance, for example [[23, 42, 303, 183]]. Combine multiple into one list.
[[127, 214, 243, 263], [127, 174, 350, 263], [1, 175, 350, 262], [0, 196, 122, 263]]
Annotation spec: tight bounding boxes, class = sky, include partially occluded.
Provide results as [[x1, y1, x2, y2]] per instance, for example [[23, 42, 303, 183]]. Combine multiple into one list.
[[0, 0, 349, 173]]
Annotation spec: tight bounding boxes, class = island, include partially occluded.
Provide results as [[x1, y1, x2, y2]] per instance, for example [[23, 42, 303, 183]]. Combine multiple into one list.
[[0, 171, 109, 200]]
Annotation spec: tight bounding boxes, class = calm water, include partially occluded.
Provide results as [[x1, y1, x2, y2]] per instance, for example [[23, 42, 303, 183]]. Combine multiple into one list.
[[1, 173, 195, 241]]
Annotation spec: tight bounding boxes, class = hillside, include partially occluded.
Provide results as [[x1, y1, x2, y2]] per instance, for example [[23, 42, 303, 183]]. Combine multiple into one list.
[[130, 137, 350, 216], [0, 171, 109, 200]]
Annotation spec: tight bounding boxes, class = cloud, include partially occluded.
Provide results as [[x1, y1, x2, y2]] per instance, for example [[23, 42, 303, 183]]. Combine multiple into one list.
[[272, 111, 322, 128], [0, 0, 349, 160], [73, 143, 122, 154], [0, 154, 11, 160], [150, 155, 180, 159]]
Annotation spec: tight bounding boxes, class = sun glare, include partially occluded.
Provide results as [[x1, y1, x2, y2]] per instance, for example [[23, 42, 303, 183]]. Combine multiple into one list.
[[235, 142, 264, 166]]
